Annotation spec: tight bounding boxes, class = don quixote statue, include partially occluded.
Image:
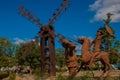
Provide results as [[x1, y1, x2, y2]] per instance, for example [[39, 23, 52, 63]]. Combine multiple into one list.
[[18, 0, 120, 79]]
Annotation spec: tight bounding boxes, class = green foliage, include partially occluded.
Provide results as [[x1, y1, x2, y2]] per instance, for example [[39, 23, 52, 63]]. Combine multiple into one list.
[[0, 55, 9, 67], [9, 72, 16, 80], [103, 13, 113, 25], [98, 27, 115, 51], [55, 49, 66, 72], [112, 40, 120, 52], [56, 73, 66, 80], [109, 40, 120, 64], [32, 68, 42, 80], [0, 38, 15, 57], [98, 13, 120, 64], [56, 72, 94, 80], [0, 55, 17, 67], [56, 75, 120, 80], [98, 27, 120, 64], [109, 54, 119, 64], [0, 71, 9, 79], [16, 41, 40, 68]]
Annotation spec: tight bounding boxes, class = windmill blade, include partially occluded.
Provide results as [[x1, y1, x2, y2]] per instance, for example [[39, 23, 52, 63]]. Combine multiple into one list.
[[28, 14, 34, 20], [49, 19, 54, 25], [48, 0, 70, 25], [27, 11, 31, 16], [61, 4, 66, 11], [22, 10, 27, 17], [35, 18, 40, 23], [63, 0, 69, 5], [56, 8, 61, 16], [18, 6, 43, 27], [56, 33, 78, 43], [18, 5, 23, 13], [53, 13, 57, 20]]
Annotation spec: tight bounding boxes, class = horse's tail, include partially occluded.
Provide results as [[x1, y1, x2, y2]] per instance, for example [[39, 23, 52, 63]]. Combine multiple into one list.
[[109, 50, 120, 58]]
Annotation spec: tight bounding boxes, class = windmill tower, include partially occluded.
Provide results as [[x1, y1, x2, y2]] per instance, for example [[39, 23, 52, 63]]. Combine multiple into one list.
[[18, 0, 70, 76]]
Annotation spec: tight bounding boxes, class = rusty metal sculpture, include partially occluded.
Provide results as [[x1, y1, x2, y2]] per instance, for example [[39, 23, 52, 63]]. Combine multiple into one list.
[[76, 25, 120, 77], [18, 6, 56, 76], [88, 25, 115, 68], [59, 38, 79, 76], [18, 1, 120, 78], [77, 37, 120, 76], [88, 30, 107, 68], [18, 0, 70, 77], [77, 37, 93, 71], [38, 25, 56, 76]]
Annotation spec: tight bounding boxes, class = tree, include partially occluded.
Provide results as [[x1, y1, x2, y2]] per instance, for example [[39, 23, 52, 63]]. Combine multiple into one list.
[[16, 41, 40, 68], [98, 13, 120, 64], [0, 38, 14, 56], [55, 49, 66, 71], [99, 13, 115, 51], [0, 38, 17, 67], [103, 13, 113, 25], [0, 55, 17, 67], [109, 40, 120, 64], [99, 26, 115, 51]]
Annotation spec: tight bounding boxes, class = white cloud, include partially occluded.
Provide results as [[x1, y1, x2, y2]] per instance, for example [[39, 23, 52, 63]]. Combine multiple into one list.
[[89, 0, 102, 11], [89, 0, 120, 22], [13, 38, 32, 45]]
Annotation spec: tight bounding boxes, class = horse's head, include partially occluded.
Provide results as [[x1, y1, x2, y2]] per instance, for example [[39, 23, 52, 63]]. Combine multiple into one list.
[[77, 38, 84, 44]]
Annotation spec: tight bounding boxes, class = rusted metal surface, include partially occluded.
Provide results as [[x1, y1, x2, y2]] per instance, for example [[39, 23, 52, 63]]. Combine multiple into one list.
[[76, 32, 120, 77], [88, 30, 107, 68], [39, 25, 56, 76], [59, 38, 79, 76], [18, 0, 71, 76], [77, 37, 111, 77], [92, 30, 106, 53], [18, 6, 42, 27], [105, 25, 114, 36], [77, 37, 93, 71]]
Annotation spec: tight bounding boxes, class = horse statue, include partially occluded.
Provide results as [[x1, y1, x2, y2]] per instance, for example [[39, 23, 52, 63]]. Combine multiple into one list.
[[77, 37, 120, 77], [77, 37, 92, 71]]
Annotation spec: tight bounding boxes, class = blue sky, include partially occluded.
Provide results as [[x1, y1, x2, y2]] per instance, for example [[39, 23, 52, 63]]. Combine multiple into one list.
[[0, 0, 120, 48]]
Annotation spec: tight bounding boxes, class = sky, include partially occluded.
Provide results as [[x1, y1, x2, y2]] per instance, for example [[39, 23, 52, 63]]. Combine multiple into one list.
[[0, 0, 120, 48]]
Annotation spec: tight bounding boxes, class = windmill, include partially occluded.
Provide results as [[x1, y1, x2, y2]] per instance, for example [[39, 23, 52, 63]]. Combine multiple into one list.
[[18, 0, 70, 76]]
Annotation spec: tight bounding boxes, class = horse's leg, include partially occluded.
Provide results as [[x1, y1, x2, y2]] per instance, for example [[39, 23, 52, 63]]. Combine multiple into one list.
[[77, 62, 84, 72], [78, 57, 85, 62], [103, 56, 112, 71], [99, 61, 105, 79], [102, 57, 112, 77], [87, 52, 99, 68]]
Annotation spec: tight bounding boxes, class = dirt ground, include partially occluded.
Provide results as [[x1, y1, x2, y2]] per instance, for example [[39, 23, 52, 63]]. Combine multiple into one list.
[[3, 74, 35, 80], [63, 70, 120, 77], [3, 70, 120, 80]]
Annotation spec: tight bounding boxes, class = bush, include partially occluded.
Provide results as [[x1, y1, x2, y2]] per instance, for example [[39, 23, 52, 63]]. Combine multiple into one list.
[[56, 71, 94, 80], [32, 68, 42, 80], [56, 73, 66, 80], [0, 71, 9, 79], [9, 72, 16, 80]]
